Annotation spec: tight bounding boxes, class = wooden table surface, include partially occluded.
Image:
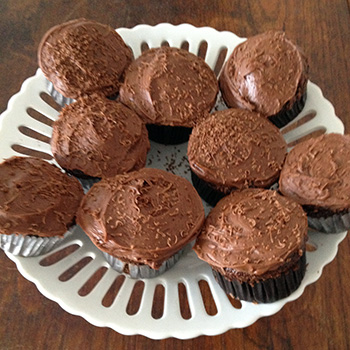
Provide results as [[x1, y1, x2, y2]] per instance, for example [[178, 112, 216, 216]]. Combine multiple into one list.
[[1, 1, 350, 349]]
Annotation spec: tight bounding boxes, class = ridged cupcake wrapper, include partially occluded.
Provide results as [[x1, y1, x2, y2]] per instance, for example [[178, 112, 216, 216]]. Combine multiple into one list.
[[269, 92, 307, 128], [46, 80, 74, 107], [307, 210, 350, 233], [191, 172, 280, 208], [77, 177, 101, 193], [0, 228, 73, 257], [190, 170, 226, 207], [212, 253, 306, 303], [62, 168, 101, 193], [103, 243, 191, 279], [146, 124, 192, 145]]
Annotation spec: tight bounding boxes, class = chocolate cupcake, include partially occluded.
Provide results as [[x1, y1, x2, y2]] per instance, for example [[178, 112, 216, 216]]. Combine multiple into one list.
[[219, 31, 309, 128], [51, 95, 150, 191], [119, 47, 218, 144], [279, 133, 350, 233], [194, 189, 308, 303], [38, 18, 133, 105], [0, 157, 83, 257], [77, 168, 205, 278], [187, 108, 287, 206]]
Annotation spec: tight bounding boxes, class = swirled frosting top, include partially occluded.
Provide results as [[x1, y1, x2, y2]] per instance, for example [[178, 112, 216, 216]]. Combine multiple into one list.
[[219, 31, 308, 117], [279, 133, 350, 211], [194, 189, 307, 275], [38, 18, 133, 98], [77, 168, 205, 268], [0, 157, 83, 237], [187, 108, 287, 190], [119, 47, 218, 127], [51, 95, 150, 178]]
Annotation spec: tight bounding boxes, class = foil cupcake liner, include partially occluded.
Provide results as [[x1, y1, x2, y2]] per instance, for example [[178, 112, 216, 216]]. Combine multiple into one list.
[[77, 177, 101, 193], [62, 168, 101, 193], [0, 228, 73, 257], [307, 209, 350, 233], [190, 170, 226, 207], [46, 80, 74, 107], [191, 172, 280, 208], [103, 243, 192, 279], [212, 253, 306, 303], [269, 92, 307, 128], [146, 124, 192, 145]]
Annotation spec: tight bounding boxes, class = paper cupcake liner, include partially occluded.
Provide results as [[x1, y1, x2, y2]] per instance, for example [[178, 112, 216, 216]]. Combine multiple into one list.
[[269, 92, 307, 128], [190, 170, 226, 207], [0, 228, 73, 257], [103, 243, 192, 279], [307, 209, 350, 233], [46, 80, 74, 107], [146, 124, 192, 145], [212, 253, 306, 303]]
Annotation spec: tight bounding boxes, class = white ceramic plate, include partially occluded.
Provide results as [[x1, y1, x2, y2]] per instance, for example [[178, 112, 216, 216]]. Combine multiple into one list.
[[0, 23, 347, 340]]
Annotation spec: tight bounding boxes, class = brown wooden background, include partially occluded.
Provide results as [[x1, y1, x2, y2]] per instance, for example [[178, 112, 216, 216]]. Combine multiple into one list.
[[1, 1, 350, 349]]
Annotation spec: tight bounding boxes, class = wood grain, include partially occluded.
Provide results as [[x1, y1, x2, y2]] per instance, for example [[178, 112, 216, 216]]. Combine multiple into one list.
[[0, 1, 350, 349]]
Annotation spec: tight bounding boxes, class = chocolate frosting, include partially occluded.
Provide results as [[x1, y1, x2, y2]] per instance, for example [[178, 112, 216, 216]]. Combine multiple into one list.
[[38, 18, 133, 99], [0, 157, 83, 237], [51, 95, 150, 178], [279, 133, 350, 211], [77, 168, 205, 269], [119, 47, 218, 127], [219, 31, 308, 117], [194, 189, 307, 277], [187, 108, 287, 191]]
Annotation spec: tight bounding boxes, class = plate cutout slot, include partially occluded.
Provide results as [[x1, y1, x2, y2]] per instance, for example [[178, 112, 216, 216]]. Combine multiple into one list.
[[180, 41, 189, 51], [141, 41, 149, 52], [213, 47, 228, 77], [40, 92, 62, 112], [18, 125, 51, 144], [58, 256, 93, 282], [198, 280, 218, 316], [39, 244, 80, 266], [287, 127, 326, 148], [26, 107, 54, 127], [281, 110, 317, 135], [11, 144, 53, 160], [161, 40, 170, 47], [102, 275, 126, 307], [197, 40, 208, 60], [226, 294, 242, 309], [78, 266, 108, 296], [151, 284, 165, 319], [126, 280, 145, 315], [178, 282, 192, 320]]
